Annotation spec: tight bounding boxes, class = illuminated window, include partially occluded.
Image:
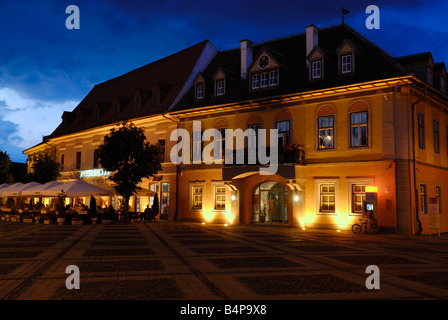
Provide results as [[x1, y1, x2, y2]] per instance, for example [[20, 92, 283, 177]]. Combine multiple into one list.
[[320, 184, 335, 213], [192, 186, 203, 210], [318, 115, 334, 149], [214, 186, 226, 210], [350, 111, 368, 147], [352, 185, 367, 213]]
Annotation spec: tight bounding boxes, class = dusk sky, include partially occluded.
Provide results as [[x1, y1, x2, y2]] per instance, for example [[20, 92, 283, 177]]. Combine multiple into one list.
[[1, 0, 447, 163]]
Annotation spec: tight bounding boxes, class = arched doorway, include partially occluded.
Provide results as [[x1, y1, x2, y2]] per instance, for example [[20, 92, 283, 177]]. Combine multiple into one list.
[[252, 181, 288, 224]]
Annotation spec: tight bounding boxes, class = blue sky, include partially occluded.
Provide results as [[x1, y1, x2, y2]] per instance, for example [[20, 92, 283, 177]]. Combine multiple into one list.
[[1, 0, 447, 163]]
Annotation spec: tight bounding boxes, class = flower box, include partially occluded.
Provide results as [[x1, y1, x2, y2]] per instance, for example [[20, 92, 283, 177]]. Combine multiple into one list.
[[102, 219, 112, 224], [23, 218, 33, 223], [44, 220, 52, 225], [72, 220, 83, 225]]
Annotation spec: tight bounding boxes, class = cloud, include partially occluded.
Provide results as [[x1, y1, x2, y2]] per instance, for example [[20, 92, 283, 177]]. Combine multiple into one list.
[[0, 87, 78, 162]]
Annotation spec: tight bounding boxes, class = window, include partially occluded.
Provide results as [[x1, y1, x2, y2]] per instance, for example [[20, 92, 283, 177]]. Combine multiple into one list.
[[436, 186, 442, 215], [158, 139, 165, 161], [269, 70, 278, 86], [277, 120, 290, 147], [192, 128, 203, 163], [93, 149, 99, 168], [350, 111, 368, 147], [311, 60, 322, 79], [61, 154, 65, 171], [251, 74, 260, 89], [341, 54, 352, 73], [420, 184, 427, 214], [214, 186, 226, 210], [252, 70, 278, 89], [196, 83, 205, 100], [260, 72, 268, 87], [418, 113, 425, 149], [135, 97, 141, 112], [76, 151, 81, 170], [248, 123, 261, 154], [153, 91, 160, 106], [216, 80, 224, 96], [192, 186, 203, 210], [352, 185, 367, 214], [318, 115, 334, 149], [215, 128, 226, 159], [434, 120, 440, 153], [320, 184, 335, 213]]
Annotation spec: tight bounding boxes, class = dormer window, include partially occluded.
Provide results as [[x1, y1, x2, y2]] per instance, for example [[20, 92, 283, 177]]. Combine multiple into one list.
[[341, 54, 352, 73], [251, 74, 260, 89], [251, 69, 278, 89], [311, 60, 322, 79], [135, 96, 141, 112], [114, 102, 120, 116], [196, 83, 205, 100], [269, 70, 278, 86], [216, 80, 225, 96]]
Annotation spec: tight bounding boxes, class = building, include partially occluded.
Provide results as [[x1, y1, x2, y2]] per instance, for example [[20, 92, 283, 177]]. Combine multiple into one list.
[[24, 23, 448, 235]]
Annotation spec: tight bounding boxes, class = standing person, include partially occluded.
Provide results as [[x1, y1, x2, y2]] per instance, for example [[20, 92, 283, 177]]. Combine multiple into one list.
[[143, 205, 151, 222]]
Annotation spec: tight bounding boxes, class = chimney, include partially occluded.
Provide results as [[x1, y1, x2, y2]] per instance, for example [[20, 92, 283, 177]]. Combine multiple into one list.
[[306, 24, 318, 65], [240, 39, 253, 79]]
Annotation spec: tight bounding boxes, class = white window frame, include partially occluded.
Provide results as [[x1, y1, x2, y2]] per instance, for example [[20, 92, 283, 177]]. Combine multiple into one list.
[[269, 70, 278, 86], [315, 179, 339, 215], [212, 183, 227, 211], [311, 60, 322, 79], [251, 74, 260, 89], [347, 178, 374, 216], [196, 83, 205, 100], [260, 72, 268, 88], [341, 54, 352, 74], [190, 182, 205, 211], [216, 79, 225, 96]]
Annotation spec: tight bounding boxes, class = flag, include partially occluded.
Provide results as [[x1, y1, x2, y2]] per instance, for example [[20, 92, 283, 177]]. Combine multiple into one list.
[[342, 8, 349, 15]]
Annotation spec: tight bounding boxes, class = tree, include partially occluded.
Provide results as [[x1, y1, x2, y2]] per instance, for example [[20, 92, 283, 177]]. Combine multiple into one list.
[[97, 122, 163, 221], [0, 151, 13, 184], [29, 153, 62, 184]]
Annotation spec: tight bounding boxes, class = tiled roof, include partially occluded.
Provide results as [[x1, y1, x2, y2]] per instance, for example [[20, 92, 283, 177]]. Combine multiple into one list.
[[46, 40, 211, 139], [174, 23, 409, 111]]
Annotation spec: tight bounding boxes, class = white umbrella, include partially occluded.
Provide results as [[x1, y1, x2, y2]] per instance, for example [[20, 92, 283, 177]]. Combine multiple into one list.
[[0, 182, 24, 197], [44, 180, 112, 197], [21, 181, 64, 197], [1, 182, 42, 197], [0, 183, 10, 190]]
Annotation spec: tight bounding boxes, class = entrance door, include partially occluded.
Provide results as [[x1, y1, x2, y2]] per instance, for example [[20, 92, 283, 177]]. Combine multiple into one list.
[[253, 181, 288, 224]]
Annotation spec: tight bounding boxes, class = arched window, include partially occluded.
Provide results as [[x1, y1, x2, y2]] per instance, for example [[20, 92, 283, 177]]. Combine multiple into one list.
[[317, 106, 335, 150], [214, 120, 227, 159]]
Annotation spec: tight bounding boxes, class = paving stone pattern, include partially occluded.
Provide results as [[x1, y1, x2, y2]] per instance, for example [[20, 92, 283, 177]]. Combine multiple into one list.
[[0, 221, 448, 300]]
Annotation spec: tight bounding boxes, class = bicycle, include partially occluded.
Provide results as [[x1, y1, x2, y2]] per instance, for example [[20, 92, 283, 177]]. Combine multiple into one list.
[[352, 218, 378, 234]]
